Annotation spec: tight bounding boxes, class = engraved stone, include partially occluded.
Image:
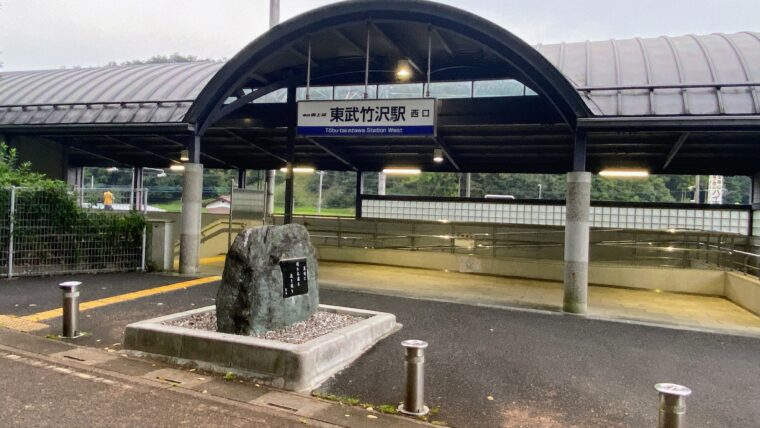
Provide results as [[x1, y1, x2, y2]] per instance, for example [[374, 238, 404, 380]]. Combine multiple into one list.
[[216, 224, 319, 335]]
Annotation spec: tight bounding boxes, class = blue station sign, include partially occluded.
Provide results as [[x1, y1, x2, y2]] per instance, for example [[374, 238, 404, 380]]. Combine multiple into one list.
[[297, 98, 436, 137]]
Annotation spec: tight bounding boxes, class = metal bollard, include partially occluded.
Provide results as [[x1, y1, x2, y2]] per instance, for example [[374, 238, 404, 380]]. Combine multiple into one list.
[[58, 281, 82, 338], [655, 383, 692, 428], [398, 339, 430, 416]]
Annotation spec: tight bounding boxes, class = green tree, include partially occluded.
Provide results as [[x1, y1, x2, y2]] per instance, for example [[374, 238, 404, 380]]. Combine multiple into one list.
[[0, 143, 59, 187], [106, 53, 223, 67]]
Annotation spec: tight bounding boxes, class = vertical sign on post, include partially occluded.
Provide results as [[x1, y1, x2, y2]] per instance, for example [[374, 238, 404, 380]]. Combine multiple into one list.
[[707, 175, 724, 204], [297, 98, 436, 137]]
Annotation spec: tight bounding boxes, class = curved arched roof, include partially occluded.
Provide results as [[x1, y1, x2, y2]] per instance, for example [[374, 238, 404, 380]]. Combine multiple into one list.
[[186, 0, 591, 132], [540, 32, 760, 116], [0, 62, 223, 125]]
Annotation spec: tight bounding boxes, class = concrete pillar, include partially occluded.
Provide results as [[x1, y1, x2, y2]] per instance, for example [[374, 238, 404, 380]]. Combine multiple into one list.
[[180, 163, 203, 274], [378, 172, 386, 195], [265, 169, 276, 215], [66, 166, 84, 188], [131, 167, 144, 211], [458, 173, 471, 198], [563, 171, 591, 314]]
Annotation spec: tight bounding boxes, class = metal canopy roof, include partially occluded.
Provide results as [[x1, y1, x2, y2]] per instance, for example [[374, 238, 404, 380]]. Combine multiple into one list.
[[0, 62, 222, 126], [0, 0, 759, 176], [2, 32, 759, 126]]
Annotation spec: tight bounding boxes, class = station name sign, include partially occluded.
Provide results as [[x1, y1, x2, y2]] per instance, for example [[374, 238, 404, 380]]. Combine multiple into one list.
[[297, 98, 436, 137]]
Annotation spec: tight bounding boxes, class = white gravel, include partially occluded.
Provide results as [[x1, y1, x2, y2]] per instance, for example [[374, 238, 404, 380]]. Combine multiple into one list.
[[163, 310, 362, 344]]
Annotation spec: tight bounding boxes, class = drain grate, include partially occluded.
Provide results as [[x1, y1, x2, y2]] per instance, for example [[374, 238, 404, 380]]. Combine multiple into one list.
[[267, 402, 300, 412], [63, 355, 86, 362], [157, 376, 183, 385]]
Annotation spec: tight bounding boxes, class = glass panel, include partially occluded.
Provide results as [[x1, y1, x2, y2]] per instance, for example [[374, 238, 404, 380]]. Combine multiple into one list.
[[252, 87, 288, 103], [473, 79, 531, 97], [334, 85, 377, 100], [378, 83, 423, 99], [427, 81, 472, 99], [296, 86, 333, 101]]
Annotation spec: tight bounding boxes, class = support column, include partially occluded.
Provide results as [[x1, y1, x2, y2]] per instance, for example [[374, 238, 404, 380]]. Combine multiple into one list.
[[458, 173, 471, 197], [283, 165, 294, 224], [131, 167, 144, 211], [378, 172, 386, 195], [66, 166, 84, 188], [265, 170, 276, 216], [564, 130, 590, 315], [180, 132, 203, 274], [283, 86, 297, 224], [355, 171, 364, 219], [751, 173, 760, 237]]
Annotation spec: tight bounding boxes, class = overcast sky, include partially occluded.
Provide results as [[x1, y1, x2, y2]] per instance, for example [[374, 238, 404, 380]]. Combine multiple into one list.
[[2, 0, 758, 71]]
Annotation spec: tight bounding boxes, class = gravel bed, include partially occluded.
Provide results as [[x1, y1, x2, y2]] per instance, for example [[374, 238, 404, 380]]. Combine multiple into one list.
[[163, 310, 362, 344]]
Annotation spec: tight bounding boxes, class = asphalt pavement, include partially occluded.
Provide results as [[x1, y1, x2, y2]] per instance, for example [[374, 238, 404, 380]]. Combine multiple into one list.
[[3, 273, 760, 427], [317, 289, 760, 428]]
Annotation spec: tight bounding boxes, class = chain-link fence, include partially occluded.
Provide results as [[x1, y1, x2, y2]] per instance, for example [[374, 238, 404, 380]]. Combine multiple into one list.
[[0, 186, 147, 277]]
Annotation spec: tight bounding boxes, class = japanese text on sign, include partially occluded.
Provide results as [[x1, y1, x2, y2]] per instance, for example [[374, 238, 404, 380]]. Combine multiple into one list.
[[280, 257, 309, 298], [297, 98, 436, 137]]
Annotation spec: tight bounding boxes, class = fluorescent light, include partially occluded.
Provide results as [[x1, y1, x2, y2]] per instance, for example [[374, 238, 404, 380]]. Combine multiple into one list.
[[433, 148, 444, 163], [106, 167, 119, 173], [180, 149, 190, 162], [598, 169, 649, 178], [382, 168, 421, 175], [169, 164, 185, 172], [396, 59, 413, 81], [280, 167, 315, 174]]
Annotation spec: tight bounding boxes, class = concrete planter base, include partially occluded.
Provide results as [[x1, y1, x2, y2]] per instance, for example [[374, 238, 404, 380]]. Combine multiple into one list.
[[123, 304, 400, 392]]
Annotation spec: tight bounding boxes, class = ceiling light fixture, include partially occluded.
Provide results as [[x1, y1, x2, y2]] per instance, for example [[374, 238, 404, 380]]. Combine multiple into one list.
[[280, 167, 316, 174], [180, 149, 190, 162], [396, 59, 413, 81], [169, 164, 185, 172], [382, 167, 422, 175], [598, 169, 649, 178], [433, 148, 444, 163]]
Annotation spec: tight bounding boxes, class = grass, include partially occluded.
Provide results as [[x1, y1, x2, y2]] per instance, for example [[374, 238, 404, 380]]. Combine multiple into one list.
[[375, 404, 399, 414], [311, 391, 360, 406]]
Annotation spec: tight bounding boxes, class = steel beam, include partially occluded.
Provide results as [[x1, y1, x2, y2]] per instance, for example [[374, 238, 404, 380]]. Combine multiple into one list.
[[223, 129, 288, 163], [662, 133, 690, 170], [305, 137, 359, 171], [436, 136, 461, 171], [371, 23, 424, 73]]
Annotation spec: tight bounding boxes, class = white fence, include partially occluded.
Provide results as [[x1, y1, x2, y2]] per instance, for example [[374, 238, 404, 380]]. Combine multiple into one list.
[[361, 197, 751, 235], [0, 187, 147, 277]]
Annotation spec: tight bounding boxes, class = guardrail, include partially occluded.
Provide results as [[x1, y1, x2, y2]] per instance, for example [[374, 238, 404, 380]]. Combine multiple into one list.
[[274, 215, 760, 277]]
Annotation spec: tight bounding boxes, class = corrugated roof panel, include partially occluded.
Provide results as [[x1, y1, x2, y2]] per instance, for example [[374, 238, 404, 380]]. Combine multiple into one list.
[[0, 62, 224, 125]]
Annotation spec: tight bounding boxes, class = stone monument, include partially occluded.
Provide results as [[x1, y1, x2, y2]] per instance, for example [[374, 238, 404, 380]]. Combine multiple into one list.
[[216, 223, 319, 335]]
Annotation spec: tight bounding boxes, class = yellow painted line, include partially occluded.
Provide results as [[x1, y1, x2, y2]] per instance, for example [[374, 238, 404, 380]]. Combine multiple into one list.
[[20, 276, 221, 323], [200, 255, 226, 265], [172, 255, 226, 269]]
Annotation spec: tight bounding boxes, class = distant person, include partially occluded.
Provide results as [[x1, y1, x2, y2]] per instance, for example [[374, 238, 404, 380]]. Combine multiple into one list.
[[103, 189, 114, 211]]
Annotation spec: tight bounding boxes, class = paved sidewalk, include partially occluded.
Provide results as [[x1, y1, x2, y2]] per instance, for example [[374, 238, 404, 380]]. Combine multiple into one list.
[[317, 289, 760, 428], [200, 257, 760, 336], [0, 327, 432, 428]]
